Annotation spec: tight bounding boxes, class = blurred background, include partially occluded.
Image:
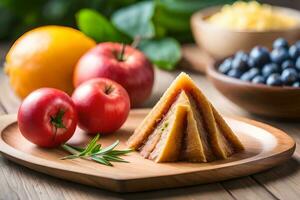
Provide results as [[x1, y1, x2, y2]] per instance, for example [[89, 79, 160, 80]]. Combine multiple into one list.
[[1, 0, 300, 114], [0, 0, 299, 42]]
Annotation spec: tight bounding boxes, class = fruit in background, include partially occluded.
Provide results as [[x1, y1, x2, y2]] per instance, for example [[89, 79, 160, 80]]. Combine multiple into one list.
[[252, 75, 265, 84], [18, 88, 78, 148], [218, 38, 300, 87], [270, 48, 289, 65], [281, 60, 294, 70], [281, 68, 298, 85], [72, 78, 130, 134], [73, 42, 154, 107], [218, 58, 232, 74], [266, 74, 282, 86], [5, 26, 96, 99], [262, 63, 280, 77], [296, 57, 300, 71], [240, 68, 259, 82], [289, 44, 300, 60], [249, 46, 270, 68], [227, 69, 243, 79], [207, 1, 298, 31], [273, 38, 289, 49]]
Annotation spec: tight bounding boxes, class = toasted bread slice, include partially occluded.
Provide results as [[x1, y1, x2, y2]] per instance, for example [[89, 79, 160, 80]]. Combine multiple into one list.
[[138, 92, 188, 161], [181, 92, 216, 162], [128, 72, 244, 163], [150, 105, 187, 162]]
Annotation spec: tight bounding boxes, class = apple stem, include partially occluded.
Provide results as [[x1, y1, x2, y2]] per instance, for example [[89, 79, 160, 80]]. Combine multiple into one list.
[[104, 85, 114, 95], [118, 43, 126, 61], [50, 109, 66, 129]]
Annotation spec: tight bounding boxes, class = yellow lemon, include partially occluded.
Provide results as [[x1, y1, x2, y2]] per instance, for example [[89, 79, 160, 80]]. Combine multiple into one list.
[[5, 25, 96, 98]]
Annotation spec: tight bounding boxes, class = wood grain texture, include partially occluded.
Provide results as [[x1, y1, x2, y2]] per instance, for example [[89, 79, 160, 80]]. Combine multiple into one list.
[[0, 112, 295, 192], [0, 153, 238, 200], [249, 119, 300, 199], [221, 177, 277, 200], [0, 72, 20, 113], [0, 103, 5, 115]]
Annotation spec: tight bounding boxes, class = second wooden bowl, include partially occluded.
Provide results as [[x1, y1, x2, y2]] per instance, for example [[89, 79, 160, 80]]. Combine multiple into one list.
[[191, 6, 300, 59], [207, 62, 300, 119]]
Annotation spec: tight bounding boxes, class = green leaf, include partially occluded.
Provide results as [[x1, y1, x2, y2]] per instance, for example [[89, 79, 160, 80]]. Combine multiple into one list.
[[61, 144, 80, 154], [154, 23, 167, 38], [61, 144, 80, 160], [80, 134, 100, 156], [95, 140, 119, 155], [61, 135, 131, 166], [112, 1, 155, 39], [92, 156, 113, 166], [61, 154, 80, 160], [108, 149, 133, 156], [76, 9, 125, 43], [103, 155, 128, 163], [66, 145, 85, 152], [154, 6, 190, 32], [139, 38, 181, 70], [155, 0, 234, 15], [154, 0, 235, 35], [91, 144, 101, 153]]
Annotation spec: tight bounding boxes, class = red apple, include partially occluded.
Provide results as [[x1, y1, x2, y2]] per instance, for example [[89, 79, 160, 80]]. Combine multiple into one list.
[[72, 78, 130, 134], [73, 42, 154, 107]]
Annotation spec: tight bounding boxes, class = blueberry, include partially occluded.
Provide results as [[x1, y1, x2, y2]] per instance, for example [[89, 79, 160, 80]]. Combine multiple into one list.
[[235, 51, 249, 61], [252, 75, 266, 84], [273, 38, 289, 49], [262, 63, 280, 77], [270, 48, 290, 65], [231, 57, 248, 72], [235, 51, 247, 59], [240, 68, 260, 82], [240, 72, 252, 82], [227, 69, 243, 79], [218, 58, 232, 74], [281, 60, 294, 70], [249, 46, 270, 67], [249, 68, 260, 75], [247, 57, 257, 68], [281, 68, 298, 85], [292, 82, 300, 87], [289, 45, 300, 60], [266, 73, 282, 86], [295, 57, 300, 71]]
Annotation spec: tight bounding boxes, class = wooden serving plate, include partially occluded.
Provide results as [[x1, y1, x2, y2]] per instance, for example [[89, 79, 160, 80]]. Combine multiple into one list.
[[0, 110, 295, 193]]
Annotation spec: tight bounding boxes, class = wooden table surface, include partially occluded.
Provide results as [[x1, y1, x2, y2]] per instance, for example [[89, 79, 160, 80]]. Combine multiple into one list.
[[0, 45, 299, 200]]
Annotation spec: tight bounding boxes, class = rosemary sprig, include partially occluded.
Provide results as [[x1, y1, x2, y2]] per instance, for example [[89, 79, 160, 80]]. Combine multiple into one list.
[[61, 134, 132, 166]]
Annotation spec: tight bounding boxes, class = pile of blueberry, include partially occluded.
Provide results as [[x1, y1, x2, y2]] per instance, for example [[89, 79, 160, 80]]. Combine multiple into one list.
[[218, 38, 300, 87]]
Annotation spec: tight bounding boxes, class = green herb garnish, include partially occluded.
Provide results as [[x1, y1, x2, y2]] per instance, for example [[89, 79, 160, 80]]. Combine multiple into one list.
[[161, 121, 169, 132], [61, 134, 133, 166]]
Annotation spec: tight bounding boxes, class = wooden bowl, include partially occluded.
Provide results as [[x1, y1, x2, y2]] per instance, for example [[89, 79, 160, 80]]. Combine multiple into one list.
[[191, 6, 300, 59], [207, 62, 300, 119]]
